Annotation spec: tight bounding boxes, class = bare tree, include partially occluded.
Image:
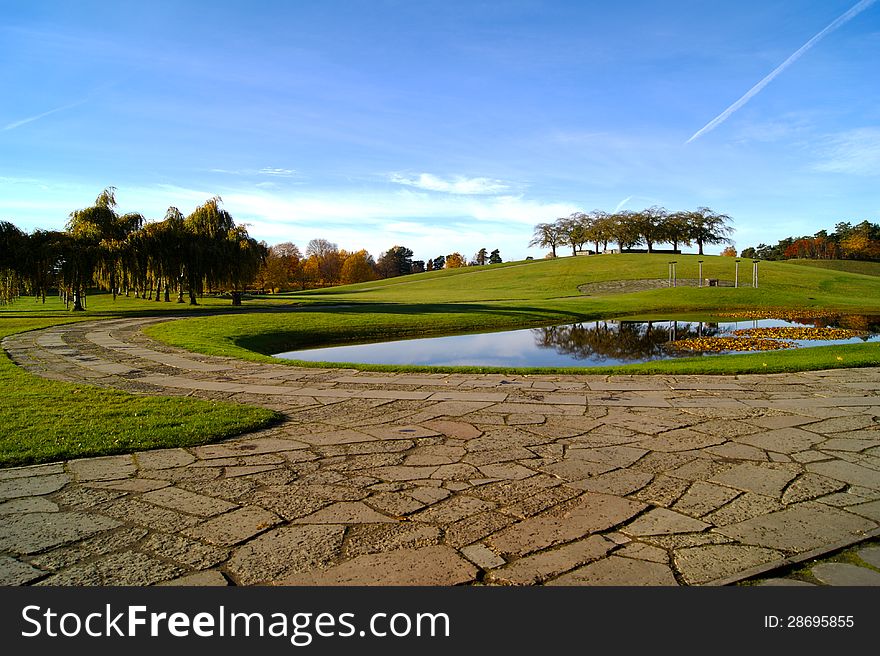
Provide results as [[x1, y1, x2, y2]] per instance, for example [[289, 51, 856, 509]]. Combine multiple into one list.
[[687, 207, 733, 255], [529, 221, 564, 257]]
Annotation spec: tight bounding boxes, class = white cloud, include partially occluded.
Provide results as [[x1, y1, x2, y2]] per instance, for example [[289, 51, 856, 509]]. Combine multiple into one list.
[[0, 176, 576, 260], [258, 167, 296, 177], [389, 172, 510, 195], [814, 128, 880, 175], [208, 167, 296, 178]]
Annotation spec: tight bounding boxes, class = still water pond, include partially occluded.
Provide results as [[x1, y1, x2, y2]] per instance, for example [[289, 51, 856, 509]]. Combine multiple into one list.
[[274, 316, 880, 368]]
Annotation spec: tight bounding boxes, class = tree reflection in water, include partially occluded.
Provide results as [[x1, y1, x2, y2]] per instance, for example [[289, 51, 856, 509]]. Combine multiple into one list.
[[533, 321, 723, 362]]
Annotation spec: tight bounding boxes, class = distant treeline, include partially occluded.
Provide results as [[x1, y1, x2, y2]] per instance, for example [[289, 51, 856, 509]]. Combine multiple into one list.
[[255, 243, 503, 292], [0, 187, 506, 306], [530, 207, 733, 257], [741, 221, 880, 261]]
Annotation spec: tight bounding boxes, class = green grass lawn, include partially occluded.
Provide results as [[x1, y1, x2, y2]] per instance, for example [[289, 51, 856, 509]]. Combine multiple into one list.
[[0, 295, 286, 467], [148, 254, 880, 375], [782, 258, 880, 277]]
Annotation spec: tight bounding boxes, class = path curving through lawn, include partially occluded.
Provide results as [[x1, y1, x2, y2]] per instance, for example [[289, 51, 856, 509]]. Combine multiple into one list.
[[1, 317, 878, 586]]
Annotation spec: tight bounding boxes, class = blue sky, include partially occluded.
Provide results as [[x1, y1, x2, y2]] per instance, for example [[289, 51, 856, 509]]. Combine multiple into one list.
[[2, 0, 878, 261]]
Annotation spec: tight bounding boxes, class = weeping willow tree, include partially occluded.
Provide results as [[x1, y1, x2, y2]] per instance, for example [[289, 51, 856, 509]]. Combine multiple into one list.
[[183, 197, 266, 305], [2, 191, 266, 310], [25, 229, 65, 303], [0, 221, 26, 304], [65, 188, 144, 309]]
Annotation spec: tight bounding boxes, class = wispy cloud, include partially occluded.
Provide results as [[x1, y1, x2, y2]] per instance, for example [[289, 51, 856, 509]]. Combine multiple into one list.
[[258, 167, 296, 177], [209, 167, 297, 177], [2, 99, 87, 131], [389, 173, 510, 195], [814, 128, 880, 175], [686, 0, 877, 144]]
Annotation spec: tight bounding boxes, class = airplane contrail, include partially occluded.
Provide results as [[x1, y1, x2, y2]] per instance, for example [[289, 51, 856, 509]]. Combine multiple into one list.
[[686, 0, 877, 144], [2, 99, 87, 131], [614, 195, 632, 211]]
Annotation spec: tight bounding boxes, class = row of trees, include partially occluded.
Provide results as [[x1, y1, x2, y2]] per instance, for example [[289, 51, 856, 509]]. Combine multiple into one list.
[[0, 188, 514, 303], [741, 221, 880, 261], [529, 207, 733, 257], [254, 241, 504, 293], [0, 189, 266, 308]]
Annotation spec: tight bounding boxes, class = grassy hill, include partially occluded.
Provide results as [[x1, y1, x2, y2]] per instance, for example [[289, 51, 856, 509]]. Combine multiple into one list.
[[147, 253, 880, 374], [282, 253, 879, 305], [782, 259, 880, 278]]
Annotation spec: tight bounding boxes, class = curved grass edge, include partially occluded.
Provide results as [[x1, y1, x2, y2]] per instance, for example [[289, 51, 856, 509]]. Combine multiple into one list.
[[0, 318, 283, 468], [145, 308, 880, 377]]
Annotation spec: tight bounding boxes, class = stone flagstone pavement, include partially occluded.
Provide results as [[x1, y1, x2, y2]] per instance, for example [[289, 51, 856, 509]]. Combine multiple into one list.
[[1, 317, 879, 586]]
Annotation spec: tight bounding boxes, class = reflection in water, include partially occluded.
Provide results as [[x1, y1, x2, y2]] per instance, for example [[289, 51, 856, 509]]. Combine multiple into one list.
[[274, 315, 880, 368], [533, 321, 723, 362]]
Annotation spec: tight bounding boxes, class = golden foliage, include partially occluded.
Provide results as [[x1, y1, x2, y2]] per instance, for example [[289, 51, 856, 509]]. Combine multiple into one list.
[[667, 336, 798, 352], [731, 327, 866, 340]]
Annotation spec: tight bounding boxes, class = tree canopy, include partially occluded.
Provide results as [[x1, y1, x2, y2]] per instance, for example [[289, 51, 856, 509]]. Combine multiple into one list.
[[1, 189, 265, 307], [529, 206, 733, 257]]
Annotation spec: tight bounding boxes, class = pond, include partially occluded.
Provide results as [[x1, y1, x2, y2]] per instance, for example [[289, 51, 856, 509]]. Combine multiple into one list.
[[273, 315, 880, 368]]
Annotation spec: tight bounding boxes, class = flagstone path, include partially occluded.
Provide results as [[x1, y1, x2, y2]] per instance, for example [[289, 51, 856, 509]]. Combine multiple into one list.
[[1, 317, 879, 586]]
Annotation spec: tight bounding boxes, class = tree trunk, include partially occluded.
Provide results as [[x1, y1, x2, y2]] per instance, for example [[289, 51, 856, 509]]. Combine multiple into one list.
[[698, 240, 704, 255], [72, 286, 85, 311], [165, 285, 171, 302], [231, 291, 242, 306], [189, 288, 198, 305]]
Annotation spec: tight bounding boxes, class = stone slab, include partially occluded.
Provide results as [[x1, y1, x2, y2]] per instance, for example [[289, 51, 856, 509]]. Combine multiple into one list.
[[488, 493, 645, 556], [807, 460, 880, 490], [548, 555, 679, 586], [623, 508, 711, 536], [0, 474, 69, 499], [183, 506, 281, 546], [460, 544, 505, 569], [708, 463, 798, 498], [277, 545, 478, 585], [857, 546, 880, 569], [0, 512, 121, 554], [674, 544, 784, 585], [66, 455, 136, 482], [0, 497, 60, 514], [0, 556, 45, 585], [672, 481, 741, 518], [737, 428, 824, 454], [226, 525, 345, 585], [486, 535, 613, 585], [158, 571, 229, 586], [141, 487, 238, 517], [810, 563, 880, 586], [635, 429, 726, 452], [293, 501, 394, 524], [716, 503, 877, 553]]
